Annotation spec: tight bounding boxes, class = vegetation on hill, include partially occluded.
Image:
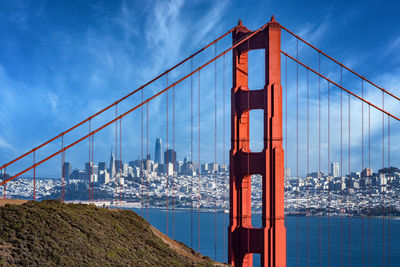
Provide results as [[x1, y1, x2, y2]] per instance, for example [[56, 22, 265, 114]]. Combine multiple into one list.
[[0, 200, 218, 266]]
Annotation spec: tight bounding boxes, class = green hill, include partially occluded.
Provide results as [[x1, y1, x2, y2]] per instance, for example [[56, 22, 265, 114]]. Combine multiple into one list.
[[0, 200, 221, 266]]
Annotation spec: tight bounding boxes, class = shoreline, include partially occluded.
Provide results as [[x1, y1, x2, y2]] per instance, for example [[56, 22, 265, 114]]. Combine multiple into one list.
[[64, 200, 400, 219]]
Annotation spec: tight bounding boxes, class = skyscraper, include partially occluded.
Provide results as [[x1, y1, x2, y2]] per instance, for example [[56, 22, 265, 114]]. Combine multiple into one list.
[[155, 138, 163, 164], [98, 162, 107, 172], [331, 162, 340, 177], [62, 162, 72, 181], [109, 149, 116, 178], [164, 149, 176, 165]]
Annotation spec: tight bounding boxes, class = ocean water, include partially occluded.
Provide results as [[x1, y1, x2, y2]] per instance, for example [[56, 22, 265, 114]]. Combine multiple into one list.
[[129, 208, 400, 266]]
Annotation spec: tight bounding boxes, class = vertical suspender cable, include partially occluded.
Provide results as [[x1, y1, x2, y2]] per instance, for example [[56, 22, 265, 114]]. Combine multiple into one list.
[[62, 136, 65, 202], [340, 68, 343, 267], [382, 90, 385, 266], [361, 79, 365, 267], [92, 133, 94, 202], [146, 102, 149, 221], [306, 69, 309, 267], [115, 105, 118, 205], [387, 115, 390, 267], [191, 58, 194, 248], [214, 42, 217, 260], [3, 167, 6, 200], [368, 104, 371, 267], [318, 52, 322, 267], [328, 81, 331, 266], [173, 85, 176, 240], [119, 118, 122, 207], [222, 53, 226, 262], [198, 70, 201, 252], [348, 91, 351, 266], [296, 38, 299, 267], [141, 88, 144, 216], [87, 120, 92, 203], [285, 53, 288, 209], [33, 151, 36, 201], [166, 73, 169, 236], [247, 39, 250, 256]]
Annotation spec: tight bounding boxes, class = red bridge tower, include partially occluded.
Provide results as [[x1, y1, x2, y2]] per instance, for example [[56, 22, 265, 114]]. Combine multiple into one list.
[[229, 16, 286, 266]]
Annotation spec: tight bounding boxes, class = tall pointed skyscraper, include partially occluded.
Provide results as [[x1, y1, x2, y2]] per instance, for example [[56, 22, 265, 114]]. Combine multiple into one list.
[[154, 138, 163, 164], [109, 148, 116, 178]]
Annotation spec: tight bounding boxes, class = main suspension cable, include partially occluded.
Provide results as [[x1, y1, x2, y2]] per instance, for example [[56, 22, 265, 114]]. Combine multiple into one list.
[[0, 21, 274, 186], [281, 50, 400, 122], [280, 25, 400, 102], [0, 26, 236, 173]]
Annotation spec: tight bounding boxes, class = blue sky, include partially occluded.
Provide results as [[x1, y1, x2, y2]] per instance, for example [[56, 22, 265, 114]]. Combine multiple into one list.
[[0, 0, 399, 177]]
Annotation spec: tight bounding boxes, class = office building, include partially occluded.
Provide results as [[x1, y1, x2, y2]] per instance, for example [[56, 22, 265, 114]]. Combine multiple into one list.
[[109, 149, 116, 178], [98, 162, 107, 172], [331, 162, 340, 177], [155, 138, 163, 164], [62, 162, 72, 181], [164, 149, 176, 165]]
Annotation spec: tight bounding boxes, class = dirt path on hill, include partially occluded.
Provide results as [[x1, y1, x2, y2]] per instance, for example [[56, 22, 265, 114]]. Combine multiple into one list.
[[0, 199, 28, 206]]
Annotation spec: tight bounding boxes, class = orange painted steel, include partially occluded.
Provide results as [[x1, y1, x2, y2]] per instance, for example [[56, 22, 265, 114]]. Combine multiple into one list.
[[229, 17, 286, 267], [281, 50, 400, 122], [0, 21, 271, 187], [281, 25, 400, 102], [0, 27, 235, 172]]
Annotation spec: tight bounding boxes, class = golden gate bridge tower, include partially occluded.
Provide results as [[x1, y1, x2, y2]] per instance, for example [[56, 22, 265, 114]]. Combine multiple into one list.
[[229, 16, 286, 267]]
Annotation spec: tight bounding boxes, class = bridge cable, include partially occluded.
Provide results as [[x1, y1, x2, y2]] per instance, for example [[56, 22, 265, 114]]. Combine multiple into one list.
[[318, 52, 322, 267], [328, 80, 331, 267], [222, 52, 226, 262], [115, 104, 118, 206], [3, 167, 6, 200], [87, 120, 92, 204], [145, 93, 148, 216], [61, 136, 65, 202], [33, 151, 36, 201], [141, 86, 144, 217], [306, 66, 310, 267], [214, 42, 217, 260], [92, 132, 94, 202], [198, 70, 201, 252], [173, 84, 176, 240], [247, 38, 250, 260], [1, 21, 274, 187], [361, 79, 365, 267], [285, 53, 288, 228], [191, 58, 194, 248], [368, 104, 371, 266], [281, 51, 400, 122], [387, 115, 391, 267], [340, 68, 344, 267], [0, 26, 236, 173], [119, 118, 122, 207], [382, 90, 385, 266], [296, 37, 299, 267], [166, 73, 169, 236], [348, 89, 351, 266], [280, 25, 400, 103]]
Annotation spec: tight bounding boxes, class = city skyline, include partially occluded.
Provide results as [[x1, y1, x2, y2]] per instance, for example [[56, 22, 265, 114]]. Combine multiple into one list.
[[0, 1, 399, 179]]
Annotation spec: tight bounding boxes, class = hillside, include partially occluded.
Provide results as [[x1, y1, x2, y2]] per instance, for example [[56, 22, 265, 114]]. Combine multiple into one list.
[[0, 200, 221, 266]]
